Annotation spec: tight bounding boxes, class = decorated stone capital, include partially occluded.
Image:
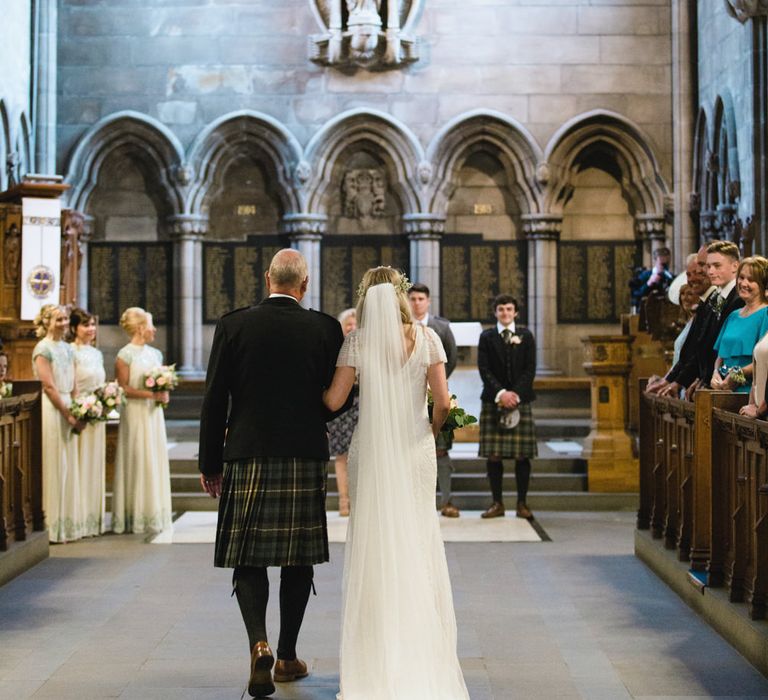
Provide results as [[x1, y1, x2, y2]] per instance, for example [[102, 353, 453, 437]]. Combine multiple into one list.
[[634, 214, 666, 242], [716, 203, 739, 241], [699, 210, 718, 242], [522, 214, 562, 241], [282, 213, 327, 239], [403, 213, 445, 238], [168, 214, 208, 240], [725, 0, 768, 22]]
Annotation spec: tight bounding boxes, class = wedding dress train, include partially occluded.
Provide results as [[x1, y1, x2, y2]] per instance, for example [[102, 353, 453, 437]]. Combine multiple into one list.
[[336, 284, 469, 700]]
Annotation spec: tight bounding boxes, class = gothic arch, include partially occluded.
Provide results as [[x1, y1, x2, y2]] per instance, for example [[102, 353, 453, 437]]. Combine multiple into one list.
[[63, 111, 185, 216], [17, 112, 32, 178], [303, 108, 424, 215], [185, 110, 303, 218], [425, 109, 543, 216], [692, 107, 709, 210], [0, 101, 10, 190], [544, 110, 669, 217], [712, 94, 741, 207]]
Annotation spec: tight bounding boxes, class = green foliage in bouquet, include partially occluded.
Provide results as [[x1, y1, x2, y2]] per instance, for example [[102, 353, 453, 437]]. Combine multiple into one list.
[[427, 391, 478, 438]]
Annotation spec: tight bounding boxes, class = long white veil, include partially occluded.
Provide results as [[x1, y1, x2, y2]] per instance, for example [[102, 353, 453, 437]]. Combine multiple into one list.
[[339, 283, 467, 700]]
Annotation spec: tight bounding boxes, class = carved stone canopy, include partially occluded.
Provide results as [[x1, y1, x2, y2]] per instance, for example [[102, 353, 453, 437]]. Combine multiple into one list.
[[310, 0, 422, 69], [725, 0, 768, 22]]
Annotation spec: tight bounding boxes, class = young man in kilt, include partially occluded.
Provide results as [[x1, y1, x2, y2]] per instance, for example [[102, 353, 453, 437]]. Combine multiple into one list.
[[477, 294, 537, 520], [198, 249, 348, 697]]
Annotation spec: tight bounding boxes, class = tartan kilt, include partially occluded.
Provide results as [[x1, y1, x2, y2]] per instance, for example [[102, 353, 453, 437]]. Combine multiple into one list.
[[214, 457, 329, 568], [478, 402, 538, 459]]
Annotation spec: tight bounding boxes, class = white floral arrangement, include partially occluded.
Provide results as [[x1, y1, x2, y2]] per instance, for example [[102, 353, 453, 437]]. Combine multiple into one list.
[[95, 380, 125, 419], [0, 382, 12, 399], [144, 364, 179, 408]]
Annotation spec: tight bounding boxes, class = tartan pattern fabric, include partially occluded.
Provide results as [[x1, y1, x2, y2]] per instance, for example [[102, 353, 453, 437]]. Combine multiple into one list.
[[214, 457, 329, 568], [478, 402, 538, 459]]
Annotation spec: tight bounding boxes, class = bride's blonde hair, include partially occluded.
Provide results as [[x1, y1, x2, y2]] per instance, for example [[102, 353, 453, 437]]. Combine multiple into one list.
[[356, 267, 412, 325]]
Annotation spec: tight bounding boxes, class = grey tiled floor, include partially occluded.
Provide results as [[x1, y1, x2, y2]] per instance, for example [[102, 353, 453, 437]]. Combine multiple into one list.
[[1, 512, 767, 699]]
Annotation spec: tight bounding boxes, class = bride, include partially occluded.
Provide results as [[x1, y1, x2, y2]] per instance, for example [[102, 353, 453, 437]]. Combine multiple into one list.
[[323, 267, 469, 700]]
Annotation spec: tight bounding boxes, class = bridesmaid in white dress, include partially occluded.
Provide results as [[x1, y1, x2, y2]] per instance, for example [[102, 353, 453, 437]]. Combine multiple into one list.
[[113, 307, 173, 534], [32, 304, 87, 543], [71, 307, 107, 536]]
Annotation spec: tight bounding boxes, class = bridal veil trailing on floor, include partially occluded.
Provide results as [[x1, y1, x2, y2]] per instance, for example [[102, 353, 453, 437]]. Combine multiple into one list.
[[336, 283, 469, 700]]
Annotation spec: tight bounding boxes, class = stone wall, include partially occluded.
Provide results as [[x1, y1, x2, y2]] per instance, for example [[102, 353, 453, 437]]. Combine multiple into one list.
[[0, 0, 32, 189]]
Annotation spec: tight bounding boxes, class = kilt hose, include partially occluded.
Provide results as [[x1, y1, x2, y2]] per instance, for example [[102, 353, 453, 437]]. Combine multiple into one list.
[[215, 457, 329, 568], [478, 402, 538, 459]]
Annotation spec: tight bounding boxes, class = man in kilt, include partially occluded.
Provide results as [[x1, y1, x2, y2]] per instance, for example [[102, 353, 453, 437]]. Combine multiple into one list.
[[477, 294, 537, 520], [198, 249, 348, 697]]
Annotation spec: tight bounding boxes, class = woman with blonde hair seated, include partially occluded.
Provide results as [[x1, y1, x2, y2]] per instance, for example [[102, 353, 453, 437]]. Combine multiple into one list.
[[32, 304, 86, 542], [113, 307, 172, 534]]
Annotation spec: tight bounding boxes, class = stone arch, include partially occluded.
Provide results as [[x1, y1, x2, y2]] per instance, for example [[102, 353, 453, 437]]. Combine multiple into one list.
[[426, 109, 543, 218], [64, 111, 185, 216], [544, 110, 669, 217], [692, 107, 709, 209], [712, 94, 741, 207], [185, 110, 303, 222], [304, 108, 424, 217]]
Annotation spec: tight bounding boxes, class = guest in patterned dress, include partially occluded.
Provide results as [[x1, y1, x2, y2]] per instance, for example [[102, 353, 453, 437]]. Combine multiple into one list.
[[32, 304, 86, 542], [477, 294, 537, 520], [326, 308, 358, 516], [113, 307, 172, 534], [71, 307, 107, 536]]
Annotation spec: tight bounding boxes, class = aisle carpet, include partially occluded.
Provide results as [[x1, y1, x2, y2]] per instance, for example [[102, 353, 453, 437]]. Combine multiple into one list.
[[151, 510, 546, 544]]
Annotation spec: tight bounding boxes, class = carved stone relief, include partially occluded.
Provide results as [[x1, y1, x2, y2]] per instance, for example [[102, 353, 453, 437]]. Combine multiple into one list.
[[3, 224, 20, 284], [342, 168, 386, 225], [310, 0, 422, 69]]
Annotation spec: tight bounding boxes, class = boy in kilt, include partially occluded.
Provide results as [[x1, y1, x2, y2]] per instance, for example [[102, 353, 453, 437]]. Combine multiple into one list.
[[477, 294, 537, 520], [198, 249, 348, 698]]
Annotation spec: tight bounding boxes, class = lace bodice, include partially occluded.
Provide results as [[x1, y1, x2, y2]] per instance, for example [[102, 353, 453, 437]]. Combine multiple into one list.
[[73, 343, 106, 394], [32, 338, 75, 394], [117, 343, 164, 390]]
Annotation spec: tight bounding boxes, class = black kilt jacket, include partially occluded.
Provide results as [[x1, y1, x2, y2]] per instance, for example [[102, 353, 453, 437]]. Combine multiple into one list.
[[198, 296, 346, 477], [478, 326, 537, 404]]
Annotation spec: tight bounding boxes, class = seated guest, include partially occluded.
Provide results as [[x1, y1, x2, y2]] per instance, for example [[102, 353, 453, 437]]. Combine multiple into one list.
[[712, 256, 768, 394], [646, 248, 712, 395]]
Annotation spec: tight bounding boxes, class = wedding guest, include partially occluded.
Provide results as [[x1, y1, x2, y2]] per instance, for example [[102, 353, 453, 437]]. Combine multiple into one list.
[[630, 246, 674, 307], [712, 256, 768, 394], [32, 304, 86, 542], [71, 307, 107, 536], [478, 294, 537, 520], [113, 307, 172, 534], [409, 283, 460, 517], [0, 352, 9, 382], [671, 283, 699, 367], [740, 324, 768, 420], [326, 308, 358, 516]]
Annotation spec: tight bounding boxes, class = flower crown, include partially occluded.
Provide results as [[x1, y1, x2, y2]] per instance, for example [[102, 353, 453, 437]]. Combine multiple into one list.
[[356, 269, 413, 299]]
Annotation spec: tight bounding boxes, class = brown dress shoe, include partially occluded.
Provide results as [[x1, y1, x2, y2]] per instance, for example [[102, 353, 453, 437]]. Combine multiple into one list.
[[248, 641, 275, 697], [516, 501, 533, 519], [481, 502, 505, 518], [441, 502, 460, 518], [274, 657, 309, 683]]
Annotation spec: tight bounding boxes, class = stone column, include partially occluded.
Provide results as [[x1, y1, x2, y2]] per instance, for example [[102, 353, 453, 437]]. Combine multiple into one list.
[[522, 214, 562, 375], [635, 214, 666, 266], [284, 213, 327, 310], [671, 0, 696, 264], [404, 214, 444, 312], [169, 215, 207, 378], [32, 0, 57, 174], [76, 215, 94, 310]]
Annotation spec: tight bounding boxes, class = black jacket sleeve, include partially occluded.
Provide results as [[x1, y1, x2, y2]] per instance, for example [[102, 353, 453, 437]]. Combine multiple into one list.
[[198, 319, 231, 477], [478, 332, 504, 399], [511, 331, 537, 398], [443, 323, 458, 378]]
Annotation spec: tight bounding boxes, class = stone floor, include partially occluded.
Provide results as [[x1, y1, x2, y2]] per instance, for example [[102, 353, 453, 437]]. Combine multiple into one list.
[[1, 512, 767, 700]]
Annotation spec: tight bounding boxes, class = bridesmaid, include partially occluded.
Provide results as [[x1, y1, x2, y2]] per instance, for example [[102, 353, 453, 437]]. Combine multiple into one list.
[[71, 307, 107, 536], [113, 307, 172, 534], [32, 304, 86, 543]]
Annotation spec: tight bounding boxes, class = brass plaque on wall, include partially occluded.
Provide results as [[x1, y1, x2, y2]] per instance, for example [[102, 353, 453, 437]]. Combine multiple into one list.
[[440, 235, 527, 323], [557, 241, 640, 323], [203, 235, 284, 322], [321, 236, 409, 317], [89, 243, 172, 324]]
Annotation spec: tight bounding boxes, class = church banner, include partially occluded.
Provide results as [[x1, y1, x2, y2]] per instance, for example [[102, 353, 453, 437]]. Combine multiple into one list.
[[20, 197, 62, 320]]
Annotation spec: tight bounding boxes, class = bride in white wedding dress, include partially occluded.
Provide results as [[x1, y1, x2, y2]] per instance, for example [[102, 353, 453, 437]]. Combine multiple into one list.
[[323, 267, 469, 700]]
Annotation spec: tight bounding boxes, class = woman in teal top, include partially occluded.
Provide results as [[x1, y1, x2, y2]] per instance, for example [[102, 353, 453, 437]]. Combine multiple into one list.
[[713, 256, 768, 393]]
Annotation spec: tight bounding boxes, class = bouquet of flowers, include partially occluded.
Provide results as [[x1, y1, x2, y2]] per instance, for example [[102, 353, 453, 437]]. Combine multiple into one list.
[[718, 364, 747, 388], [144, 364, 179, 408], [0, 382, 12, 399], [70, 392, 105, 430], [95, 380, 125, 419], [428, 391, 478, 441]]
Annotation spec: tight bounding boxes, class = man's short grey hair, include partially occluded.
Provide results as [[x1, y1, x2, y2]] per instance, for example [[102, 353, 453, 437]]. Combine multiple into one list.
[[337, 307, 356, 324], [269, 249, 308, 288], [686, 253, 698, 266]]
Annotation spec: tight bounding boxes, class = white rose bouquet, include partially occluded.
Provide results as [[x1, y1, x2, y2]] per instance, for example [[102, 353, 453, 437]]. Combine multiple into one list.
[[144, 364, 179, 408]]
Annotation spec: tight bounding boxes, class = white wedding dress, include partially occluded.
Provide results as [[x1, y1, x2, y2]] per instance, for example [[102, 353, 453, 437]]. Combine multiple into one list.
[[336, 284, 469, 700]]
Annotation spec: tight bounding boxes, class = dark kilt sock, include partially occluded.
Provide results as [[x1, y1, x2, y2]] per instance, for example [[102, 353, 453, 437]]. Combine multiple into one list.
[[233, 565, 269, 651], [277, 565, 314, 661], [486, 459, 504, 504], [515, 458, 532, 503]]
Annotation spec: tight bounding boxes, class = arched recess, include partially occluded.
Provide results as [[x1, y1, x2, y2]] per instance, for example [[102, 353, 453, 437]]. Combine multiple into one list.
[[691, 107, 709, 213], [426, 110, 543, 220], [64, 111, 185, 217], [0, 101, 10, 191], [711, 94, 741, 239], [304, 108, 424, 218], [185, 110, 303, 226], [544, 110, 669, 218]]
